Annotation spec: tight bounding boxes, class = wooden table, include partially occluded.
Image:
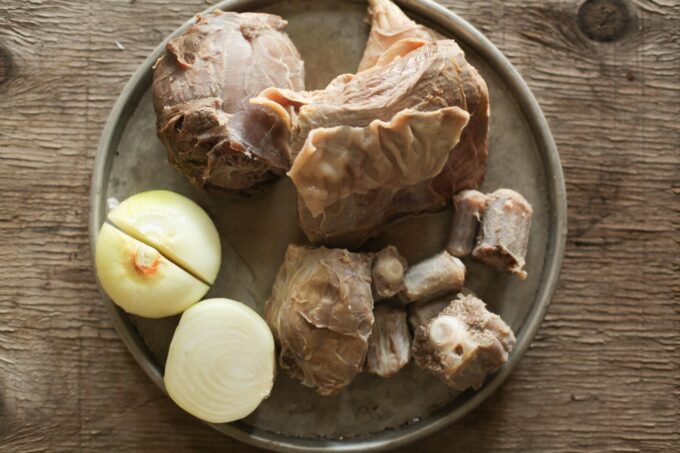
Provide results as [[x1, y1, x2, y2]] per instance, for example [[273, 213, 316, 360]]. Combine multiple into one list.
[[1, 0, 678, 451]]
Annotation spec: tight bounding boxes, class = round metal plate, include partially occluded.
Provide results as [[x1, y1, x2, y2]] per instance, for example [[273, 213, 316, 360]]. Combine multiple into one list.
[[89, 0, 567, 451]]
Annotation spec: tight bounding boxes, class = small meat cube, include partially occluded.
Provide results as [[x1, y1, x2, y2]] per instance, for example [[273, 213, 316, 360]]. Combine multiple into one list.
[[412, 294, 515, 391], [407, 288, 476, 331], [446, 190, 488, 257], [366, 305, 411, 377], [372, 246, 408, 300], [401, 251, 466, 303], [472, 189, 532, 279]]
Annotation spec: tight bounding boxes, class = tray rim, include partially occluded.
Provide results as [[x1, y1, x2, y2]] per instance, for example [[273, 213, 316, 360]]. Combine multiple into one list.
[[89, 0, 568, 451]]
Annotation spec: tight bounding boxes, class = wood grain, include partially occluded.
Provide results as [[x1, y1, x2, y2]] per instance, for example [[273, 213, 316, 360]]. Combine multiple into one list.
[[0, 0, 678, 452]]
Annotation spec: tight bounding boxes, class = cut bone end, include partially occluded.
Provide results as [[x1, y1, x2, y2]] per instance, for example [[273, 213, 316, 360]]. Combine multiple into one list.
[[375, 257, 404, 284], [429, 316, 474, 356]]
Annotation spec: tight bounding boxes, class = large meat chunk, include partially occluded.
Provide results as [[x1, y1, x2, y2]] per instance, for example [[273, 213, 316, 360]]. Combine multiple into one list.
[[254, 36, 488, 246], [153, 11, 305, 193], [412, 295, 515, 391], [265, 245, 374, 396]]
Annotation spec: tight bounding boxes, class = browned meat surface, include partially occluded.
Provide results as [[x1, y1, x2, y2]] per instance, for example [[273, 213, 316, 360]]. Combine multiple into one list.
[[365, 305, 411, 377], [472, 189, 533, 279], [254, 35, 487, 246], [447, 190, 488, 257], [401, 251, 466, 303], [358, 0, 442, 71], [412, 294, 515, 391], [372, 245, 408, 300], [152, 11, 305, 193], [265, 245, 374, 396]]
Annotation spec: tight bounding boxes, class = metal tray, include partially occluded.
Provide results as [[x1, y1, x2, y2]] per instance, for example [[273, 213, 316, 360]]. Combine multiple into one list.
[[89, 0, 567, 451]]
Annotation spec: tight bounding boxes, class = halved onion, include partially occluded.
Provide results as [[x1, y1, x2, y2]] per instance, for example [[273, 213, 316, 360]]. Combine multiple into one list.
[[164, 298, 276, 423], [95, 223, 210, 318], [108, 190, 221, 284]]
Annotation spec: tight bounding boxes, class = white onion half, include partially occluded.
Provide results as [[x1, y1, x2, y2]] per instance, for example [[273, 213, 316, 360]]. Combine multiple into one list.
[[95, 223, 210, 318], [108, 190, 221, 284], [164, 298, 276, 423]]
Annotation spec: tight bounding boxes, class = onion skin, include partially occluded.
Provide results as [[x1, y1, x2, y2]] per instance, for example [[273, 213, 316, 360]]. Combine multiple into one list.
[[164, 298, 276, 423]]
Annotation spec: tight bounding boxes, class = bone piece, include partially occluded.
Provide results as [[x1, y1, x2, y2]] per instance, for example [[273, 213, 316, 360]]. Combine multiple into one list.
[[446, 190, 488, 257]]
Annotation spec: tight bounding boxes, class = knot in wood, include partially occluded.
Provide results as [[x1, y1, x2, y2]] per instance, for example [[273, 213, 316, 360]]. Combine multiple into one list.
[[0, 44, 17, 88], [577, 0, 635, 42]]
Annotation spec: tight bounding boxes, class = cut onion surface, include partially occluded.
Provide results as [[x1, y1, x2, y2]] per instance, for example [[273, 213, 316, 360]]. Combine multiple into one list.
[[164, 298, 276, 423], [95, 223, 210, 318], [108, 190, 221, 284]]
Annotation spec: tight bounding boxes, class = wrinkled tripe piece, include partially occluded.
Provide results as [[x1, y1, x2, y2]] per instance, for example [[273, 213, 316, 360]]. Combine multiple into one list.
[[358, 0, 442, 71], [366, 305, 412, 377], [288, 107, 469, 217], [265, 245, 374, 396], [473, 189, 533, 279], [252, 0, 488, 247], [153, 11, 305, 193], [412, 295, 515, 391], [371, 245, 408, 300]]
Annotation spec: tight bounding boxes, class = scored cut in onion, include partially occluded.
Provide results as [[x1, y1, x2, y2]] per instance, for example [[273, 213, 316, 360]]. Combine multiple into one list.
[[95, 223, 210, 318], [164, 298, 276, 423], [108, 190, 221, 284]]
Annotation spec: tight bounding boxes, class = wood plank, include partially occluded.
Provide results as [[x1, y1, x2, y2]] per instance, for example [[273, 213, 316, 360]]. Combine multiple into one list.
[[0, 0, 677, 451]]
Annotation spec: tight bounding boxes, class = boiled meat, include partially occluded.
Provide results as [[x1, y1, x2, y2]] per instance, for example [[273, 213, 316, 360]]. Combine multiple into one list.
[[254, 36, 488, 246], [407, 297, 450, 332], [153, 11, 305, 193], [265, 245, 374, 395], [472, 189, 533, 279], [365, 304, 411, 377], [359, 0, 490, 201], [407, 288, 476, 331], [412, 294, 515, 391], [446, 190, 488, 257], [358, 0, 442, 71], [401, 251, 466, 303]]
